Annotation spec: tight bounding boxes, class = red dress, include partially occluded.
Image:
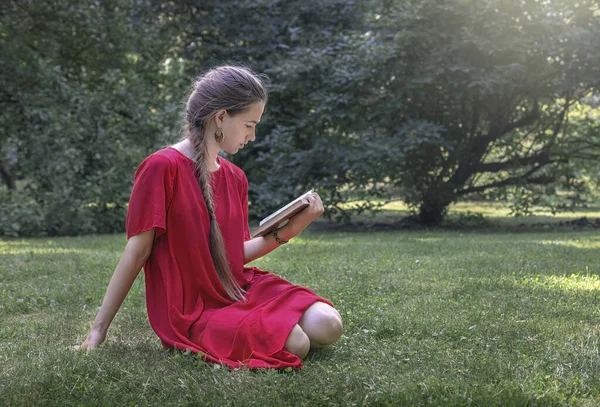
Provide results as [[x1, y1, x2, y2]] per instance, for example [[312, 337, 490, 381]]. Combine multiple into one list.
[[125, 147, 333, 369]]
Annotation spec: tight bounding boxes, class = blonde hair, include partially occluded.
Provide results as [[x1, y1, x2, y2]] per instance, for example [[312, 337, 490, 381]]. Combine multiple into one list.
[[184, 66, 268, 301]]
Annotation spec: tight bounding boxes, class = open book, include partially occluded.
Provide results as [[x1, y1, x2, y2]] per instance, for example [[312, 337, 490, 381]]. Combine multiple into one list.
[[250, 190, 314, 238]]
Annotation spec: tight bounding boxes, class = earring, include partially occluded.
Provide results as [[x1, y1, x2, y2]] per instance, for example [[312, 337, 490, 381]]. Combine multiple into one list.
[[215, 128, 224, 143]]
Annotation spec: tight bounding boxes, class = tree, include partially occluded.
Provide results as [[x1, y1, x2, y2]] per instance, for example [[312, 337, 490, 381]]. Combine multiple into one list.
[[356, 0, 600, 224], [2, 0, 599, 235], [0, 0, 182, 235], [172, 0, 600, 225]]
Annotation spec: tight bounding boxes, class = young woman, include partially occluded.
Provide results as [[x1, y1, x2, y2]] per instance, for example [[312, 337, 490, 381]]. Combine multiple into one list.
[[80, 66, 342, 369]]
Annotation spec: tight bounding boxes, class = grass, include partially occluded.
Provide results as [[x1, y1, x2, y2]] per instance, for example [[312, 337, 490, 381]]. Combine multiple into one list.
[[1, 211, 600, 406]]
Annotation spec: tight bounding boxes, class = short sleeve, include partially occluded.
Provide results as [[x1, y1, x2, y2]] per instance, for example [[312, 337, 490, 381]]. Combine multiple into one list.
[[126, 154, 175, 239]]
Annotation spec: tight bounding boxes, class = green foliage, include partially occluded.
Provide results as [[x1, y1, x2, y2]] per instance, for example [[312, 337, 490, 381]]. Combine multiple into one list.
[[0, 190, 45, 237], [232, 0, 600, 224], [348, 0, 600, 224], [1, 0, 599, 235], [155, 0, 374, 218], [0, 0, 184, 235]]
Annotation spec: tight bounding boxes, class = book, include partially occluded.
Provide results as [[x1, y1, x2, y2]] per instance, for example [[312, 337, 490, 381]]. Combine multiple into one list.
[[250, 190, 314, 238]]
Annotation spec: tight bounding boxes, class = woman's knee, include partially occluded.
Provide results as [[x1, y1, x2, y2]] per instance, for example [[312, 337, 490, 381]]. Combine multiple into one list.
[[285, 324, 310, 359], [299, 303, 343, 346], [319, 310, 343, 344]]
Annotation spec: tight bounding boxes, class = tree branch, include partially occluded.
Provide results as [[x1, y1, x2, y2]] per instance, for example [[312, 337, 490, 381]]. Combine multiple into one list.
[[475, 151, 553, 173], [114, 109, 133, 120], [458, 165, 551, 195], [569, 153, 600, 160], [0, 166, 16, 190], [495, 108, 540, 139], [565, 141, 600, 154]]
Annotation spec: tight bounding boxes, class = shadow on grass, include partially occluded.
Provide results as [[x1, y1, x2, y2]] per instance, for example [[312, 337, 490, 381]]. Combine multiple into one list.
[[312, 207, 600, 235]]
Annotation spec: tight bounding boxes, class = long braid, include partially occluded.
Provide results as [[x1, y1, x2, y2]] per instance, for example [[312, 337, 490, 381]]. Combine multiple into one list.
[[183, 66, 267, 302], [189, 125, 246, 302]]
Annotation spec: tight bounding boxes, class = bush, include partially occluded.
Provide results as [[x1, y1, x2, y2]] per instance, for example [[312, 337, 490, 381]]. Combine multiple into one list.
[[0, 190, 45, 237], [0, 189, 128, 237]]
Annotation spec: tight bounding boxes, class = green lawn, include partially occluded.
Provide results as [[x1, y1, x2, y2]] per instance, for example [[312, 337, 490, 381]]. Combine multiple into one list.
[[1, 225, 600, 406]]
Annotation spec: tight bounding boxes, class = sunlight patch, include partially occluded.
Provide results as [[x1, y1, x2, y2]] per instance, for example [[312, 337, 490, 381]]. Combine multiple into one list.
[[0, 240, 30, 250], [0, 247, 95, 255], [537, 240, 600, 250], [287, 237, 348, 247], [413, 237, 444, 243], [521, 273, 600, 291]]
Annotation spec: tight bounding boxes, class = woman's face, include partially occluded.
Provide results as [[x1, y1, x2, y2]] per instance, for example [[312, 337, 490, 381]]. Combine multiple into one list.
[[218, 102, 265, 155]]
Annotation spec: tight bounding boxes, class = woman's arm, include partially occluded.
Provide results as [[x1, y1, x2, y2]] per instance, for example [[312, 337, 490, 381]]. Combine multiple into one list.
[[79, 229, 155, 349], [244, 192, 324, 264]]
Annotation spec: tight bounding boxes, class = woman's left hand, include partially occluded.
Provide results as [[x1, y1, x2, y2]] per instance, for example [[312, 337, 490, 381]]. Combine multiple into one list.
[[283, 191, 325, 238]]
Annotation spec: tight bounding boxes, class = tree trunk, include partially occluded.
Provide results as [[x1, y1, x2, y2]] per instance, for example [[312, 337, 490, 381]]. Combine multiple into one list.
[[0, 166, 16, 190], [418, 199, 450, 226]]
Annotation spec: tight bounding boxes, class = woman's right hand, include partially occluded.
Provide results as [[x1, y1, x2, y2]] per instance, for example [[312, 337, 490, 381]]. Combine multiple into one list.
[[79, 328, 106, 350], [75, 229, 154, 352], [73, 327, 106, 351]]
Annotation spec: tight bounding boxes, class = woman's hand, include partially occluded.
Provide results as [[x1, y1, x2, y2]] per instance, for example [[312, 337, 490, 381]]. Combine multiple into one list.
[[243, 192, 324, 263], [78, 328, 107, 350], [74, 230, 154, 352], [284, 191, 325, 238]]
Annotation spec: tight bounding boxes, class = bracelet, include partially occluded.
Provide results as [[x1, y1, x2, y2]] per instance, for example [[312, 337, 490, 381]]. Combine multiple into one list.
[[273, 229, 289, 245]]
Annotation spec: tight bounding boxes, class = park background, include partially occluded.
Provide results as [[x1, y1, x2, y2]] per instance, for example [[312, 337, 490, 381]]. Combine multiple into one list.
[[1, 1, 600, 406]]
